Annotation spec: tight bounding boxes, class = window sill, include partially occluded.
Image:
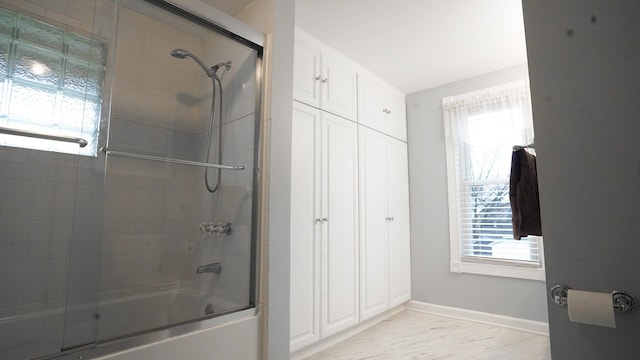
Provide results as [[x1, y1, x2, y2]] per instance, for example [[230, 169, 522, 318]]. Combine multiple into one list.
[[450, 260, 546, 281]]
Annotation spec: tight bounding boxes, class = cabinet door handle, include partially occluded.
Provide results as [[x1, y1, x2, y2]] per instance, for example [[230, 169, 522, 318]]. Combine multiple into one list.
[[321, 78, 328, 83], [315, 76, 322, 81], [322, 217, 328, 222], [315, 218, 323, 223]]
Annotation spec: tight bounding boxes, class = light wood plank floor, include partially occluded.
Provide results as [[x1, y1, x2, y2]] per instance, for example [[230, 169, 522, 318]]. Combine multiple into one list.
[[304, 309, 551, 360]]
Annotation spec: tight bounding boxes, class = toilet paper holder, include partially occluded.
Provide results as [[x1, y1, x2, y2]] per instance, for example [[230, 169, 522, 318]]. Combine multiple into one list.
[[550, 284, 639, 313]]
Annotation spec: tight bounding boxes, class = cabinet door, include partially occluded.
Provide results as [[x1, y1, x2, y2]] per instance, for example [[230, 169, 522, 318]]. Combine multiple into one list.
[[321, 52, 358, 121], [385, 95, 407, 142], [320, 112, 359, 337], [293, 40, 321, 108], [357, 75, 386, 133], [358, 126, 389, 321], [290, 102, 321, 351], [386, 138, 412, 307]]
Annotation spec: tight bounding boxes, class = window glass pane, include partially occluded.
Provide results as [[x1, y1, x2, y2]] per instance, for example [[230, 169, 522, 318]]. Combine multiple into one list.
[[0, 8, 13, 36], [8, 82, 57, 121], [16, 16, 64, 52], [67, 33, 106, 64], [0, 36, 9, 76], [60, 93, 99, 129], [14, 44, 63, 86], [64, 58, 104, 96]]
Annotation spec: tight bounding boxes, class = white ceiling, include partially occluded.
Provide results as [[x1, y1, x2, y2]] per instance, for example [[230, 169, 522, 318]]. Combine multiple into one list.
[[295, 0, 529, 94]]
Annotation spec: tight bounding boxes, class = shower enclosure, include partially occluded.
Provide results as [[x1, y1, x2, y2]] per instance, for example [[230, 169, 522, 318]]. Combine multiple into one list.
[[0, 0, 262, 359]]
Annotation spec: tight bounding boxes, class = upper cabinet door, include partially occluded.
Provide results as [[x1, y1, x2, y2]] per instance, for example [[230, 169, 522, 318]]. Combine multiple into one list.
[[293, 40, 321, 108], [293, 34, 358, 121], [385, 94, 407, 142], [357, 73, 407, 141], [357, 75, 387, 133], [320, 52, 358, 121]]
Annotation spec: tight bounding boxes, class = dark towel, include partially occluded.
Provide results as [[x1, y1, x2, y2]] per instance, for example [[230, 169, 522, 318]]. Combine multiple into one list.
[[509, 149, 542, 239]]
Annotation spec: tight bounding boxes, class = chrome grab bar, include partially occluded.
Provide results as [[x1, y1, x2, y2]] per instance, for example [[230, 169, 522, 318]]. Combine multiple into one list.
[[0, 126, 88, 147], [101, 147, 245, 170]]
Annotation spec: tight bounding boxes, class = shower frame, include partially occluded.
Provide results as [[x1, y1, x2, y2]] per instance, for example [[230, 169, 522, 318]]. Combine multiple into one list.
[[44, 0, 264, 359]]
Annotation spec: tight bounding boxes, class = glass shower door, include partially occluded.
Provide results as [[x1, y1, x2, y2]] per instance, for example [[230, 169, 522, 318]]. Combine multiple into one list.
[[95, 0, 260, 342]]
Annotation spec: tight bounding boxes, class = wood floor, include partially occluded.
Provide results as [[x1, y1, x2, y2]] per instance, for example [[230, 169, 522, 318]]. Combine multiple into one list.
[[303, 309, 551, 360]]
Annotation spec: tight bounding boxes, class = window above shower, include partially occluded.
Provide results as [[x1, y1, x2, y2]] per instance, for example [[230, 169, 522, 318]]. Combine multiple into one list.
[[0, 8, 106, 156]]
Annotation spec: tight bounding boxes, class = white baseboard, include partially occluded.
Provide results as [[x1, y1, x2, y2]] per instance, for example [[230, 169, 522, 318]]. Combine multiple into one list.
[[290, 306, 404, 360], [405, 300, 549, 336]]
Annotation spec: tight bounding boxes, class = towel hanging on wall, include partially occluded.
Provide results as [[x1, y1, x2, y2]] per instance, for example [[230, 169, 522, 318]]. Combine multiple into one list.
[[509, 148, 542, 239]]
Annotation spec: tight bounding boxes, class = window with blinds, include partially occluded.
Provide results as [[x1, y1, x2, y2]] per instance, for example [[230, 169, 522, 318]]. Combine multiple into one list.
[[0, 8, 106, 156], [443, 80, 543, 278]]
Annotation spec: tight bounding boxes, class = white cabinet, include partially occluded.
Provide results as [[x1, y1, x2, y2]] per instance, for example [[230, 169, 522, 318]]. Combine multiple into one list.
[[290, 102, 321, 351], [359, 126, 411, 321], [358, 74, 407, 141], [358, 127, 389, 320], [293, 34, 358, 121], [386, 137, 411, 307], [290, 101, 359, 352]]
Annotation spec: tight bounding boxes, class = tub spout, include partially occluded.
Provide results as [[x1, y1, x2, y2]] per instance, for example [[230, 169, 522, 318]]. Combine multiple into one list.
[[196, 262, 222, 274]]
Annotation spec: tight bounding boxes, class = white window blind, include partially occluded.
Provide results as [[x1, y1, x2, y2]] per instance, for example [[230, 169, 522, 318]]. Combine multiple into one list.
[[0, 8, 106, 156], [443, 80, 543, 278]]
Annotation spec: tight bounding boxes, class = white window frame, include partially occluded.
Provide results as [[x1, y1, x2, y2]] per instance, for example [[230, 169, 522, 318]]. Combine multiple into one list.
[[443, 80, 545, 281]]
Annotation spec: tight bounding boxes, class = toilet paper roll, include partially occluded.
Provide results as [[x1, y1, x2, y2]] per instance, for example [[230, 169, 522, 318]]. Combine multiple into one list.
[[567, 289, 616, 328]]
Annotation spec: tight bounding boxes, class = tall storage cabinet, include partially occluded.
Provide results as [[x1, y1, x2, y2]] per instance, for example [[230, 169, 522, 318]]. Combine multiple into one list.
[[290, 101, 359, 352], [290, 29, 411, 354], [358, 126, 411, 321]]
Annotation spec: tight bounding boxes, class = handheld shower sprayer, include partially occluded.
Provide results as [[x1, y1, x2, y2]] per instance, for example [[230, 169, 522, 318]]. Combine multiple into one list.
[[170, 48, 233, 193], [171, 49, 232, 81]]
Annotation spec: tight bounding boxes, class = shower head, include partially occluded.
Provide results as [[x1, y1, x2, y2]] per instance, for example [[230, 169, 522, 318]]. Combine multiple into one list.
[[171, 48, 214, 78], [170, 48, 189, 59]]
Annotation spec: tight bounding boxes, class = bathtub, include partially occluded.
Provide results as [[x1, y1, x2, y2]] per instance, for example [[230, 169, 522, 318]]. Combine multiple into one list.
[[0, 285, 258, 360]]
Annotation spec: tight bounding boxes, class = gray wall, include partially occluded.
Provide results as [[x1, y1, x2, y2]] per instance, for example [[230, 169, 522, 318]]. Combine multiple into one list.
[[523, 1, 640, 358], [406, 64, 548, 322]]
